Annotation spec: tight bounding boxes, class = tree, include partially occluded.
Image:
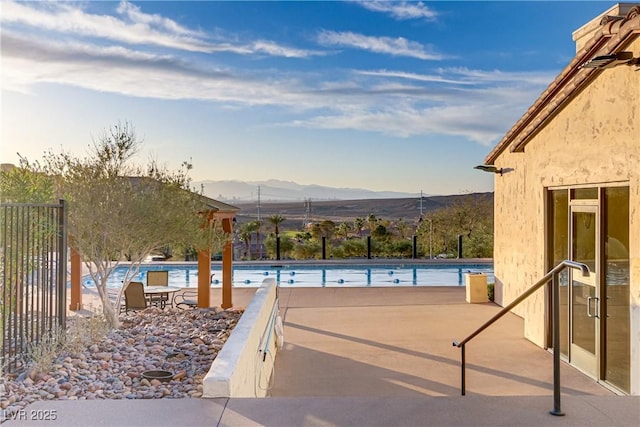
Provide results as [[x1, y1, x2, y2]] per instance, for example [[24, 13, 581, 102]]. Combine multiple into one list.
[[240, 220, 260, 260], [337, 238, 366, 258], [293, 240, 320, 259], [0, 159, 54, 203], [18, 122, 225, 328], [238, 229, 252, 260], [264, 235, 294, 258], [366, 214, 378, 231], [295, 231, 312, 242], [268, 214, 286, 236], [0, 163, 58, 359], [310, 220, 335, 240], [372, 224, 389, 239], [0, 163, 56, 310], [354, 217, 365, 236], [464, 222, 494, 258], [416, 193, 493, 258], [394, 218, 411, 240], [335, 222, 352, 240], [389, 239, 413, 258]]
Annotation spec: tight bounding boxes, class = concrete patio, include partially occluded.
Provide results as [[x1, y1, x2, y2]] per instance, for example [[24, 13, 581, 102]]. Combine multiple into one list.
[[6, 286, 638, 426]]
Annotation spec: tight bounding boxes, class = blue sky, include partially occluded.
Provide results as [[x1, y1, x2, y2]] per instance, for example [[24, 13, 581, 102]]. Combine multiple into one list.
[[1, 1, 614, 195]]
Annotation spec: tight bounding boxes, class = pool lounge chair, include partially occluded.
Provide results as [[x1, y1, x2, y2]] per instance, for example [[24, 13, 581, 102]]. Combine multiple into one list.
[[174, 290, 198, 310], [123, 282, 148, 312]]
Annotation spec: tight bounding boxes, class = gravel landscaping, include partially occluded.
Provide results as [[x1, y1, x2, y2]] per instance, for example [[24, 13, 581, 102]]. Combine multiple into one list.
[[0, 306, 243, 422]]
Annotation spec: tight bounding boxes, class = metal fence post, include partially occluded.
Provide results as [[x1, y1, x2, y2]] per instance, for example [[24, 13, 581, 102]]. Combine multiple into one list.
[[412, 235, 417, 259], [550, 271, 564, 416], [57, 199, 67, 329]]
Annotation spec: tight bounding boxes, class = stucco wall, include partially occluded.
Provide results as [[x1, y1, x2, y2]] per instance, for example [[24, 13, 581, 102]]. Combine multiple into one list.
[[493, 37, 639, 393], [202, 278, 280, 398]]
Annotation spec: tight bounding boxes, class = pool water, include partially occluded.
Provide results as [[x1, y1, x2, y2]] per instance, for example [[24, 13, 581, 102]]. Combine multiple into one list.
[[83, 263, 494, 288]]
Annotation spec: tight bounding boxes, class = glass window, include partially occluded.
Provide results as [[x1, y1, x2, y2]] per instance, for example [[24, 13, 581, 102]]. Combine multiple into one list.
[[603, 186, 630, 393], [571, 188, 598, 200], [549, 189, 568, 355]]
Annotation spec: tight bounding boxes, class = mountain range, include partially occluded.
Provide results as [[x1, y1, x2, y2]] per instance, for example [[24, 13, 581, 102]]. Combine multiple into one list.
[[193, 179, 420, 202]]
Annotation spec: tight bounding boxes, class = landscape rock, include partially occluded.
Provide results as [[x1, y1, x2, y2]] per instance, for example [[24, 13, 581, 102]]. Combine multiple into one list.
[[0, 307, 242, 415]]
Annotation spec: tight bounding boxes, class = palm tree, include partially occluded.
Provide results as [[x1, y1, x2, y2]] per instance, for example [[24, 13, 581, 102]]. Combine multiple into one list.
[[268, 214, 286, 237], [240, 220, 260, 260], [268, 214, 286, 260]]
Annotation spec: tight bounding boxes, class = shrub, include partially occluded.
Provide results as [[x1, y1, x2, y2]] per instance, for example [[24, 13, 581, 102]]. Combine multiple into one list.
[[27, 308, 110, 374], [27, 328, 66, 374], [293, 241, 321, 259], [387, 240, 413, 258], [65, 308, 110, 354], [338, 238, 366, 258]]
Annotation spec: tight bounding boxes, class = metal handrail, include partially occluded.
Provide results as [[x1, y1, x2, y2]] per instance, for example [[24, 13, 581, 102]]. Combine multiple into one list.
[[453, 260, 589, 416]]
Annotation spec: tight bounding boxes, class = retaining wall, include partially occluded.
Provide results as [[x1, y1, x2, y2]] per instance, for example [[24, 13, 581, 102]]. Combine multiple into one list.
[[202, 278, 280, 397]]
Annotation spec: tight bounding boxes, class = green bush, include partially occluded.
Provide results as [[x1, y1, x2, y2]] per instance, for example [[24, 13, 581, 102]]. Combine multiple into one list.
[[387, 240, 413, 258], [338, 238, 367, 258], [293, 241, 321, 259]]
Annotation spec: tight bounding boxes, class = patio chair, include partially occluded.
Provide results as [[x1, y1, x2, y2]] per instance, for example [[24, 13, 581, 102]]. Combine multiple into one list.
[[174, 290, 198, 310], [146, 270, 170, 308], [123, 282, 147, 312]]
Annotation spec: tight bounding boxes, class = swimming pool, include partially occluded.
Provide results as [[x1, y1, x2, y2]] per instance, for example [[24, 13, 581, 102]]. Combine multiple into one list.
[[82, 262, 494, 288]]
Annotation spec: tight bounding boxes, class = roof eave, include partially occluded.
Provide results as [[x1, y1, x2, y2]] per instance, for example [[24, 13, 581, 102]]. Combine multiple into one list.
[[198, 194, 241, 213], [485, 6, 640, 165]]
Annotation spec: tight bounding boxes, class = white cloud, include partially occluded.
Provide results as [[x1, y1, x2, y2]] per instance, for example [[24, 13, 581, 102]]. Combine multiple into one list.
[[356, 68, 555, 87], [443, 67, 556, 86], [355, 70, 474, 85], [2, 30, 545, 146], [115, 0, 204, 37], [355, 1, 438, 21], [287, 67, 549, 144], [2, 0, 213, 53], [1, 1, 550, 146], [292, 101, 518, 145], [317, 30, 443, 60], [1, 0, 321, 58], [0, 33, 320, 108], [249, 40, 327, 58]]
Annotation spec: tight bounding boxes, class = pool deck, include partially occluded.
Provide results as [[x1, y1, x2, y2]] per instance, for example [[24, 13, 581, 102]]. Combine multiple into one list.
[[32, 285, 639, 426]]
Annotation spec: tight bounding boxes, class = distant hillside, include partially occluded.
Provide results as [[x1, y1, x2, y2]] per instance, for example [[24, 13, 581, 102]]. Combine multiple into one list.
[[193, 179, 418, 202], [233, 192, 494, 228]]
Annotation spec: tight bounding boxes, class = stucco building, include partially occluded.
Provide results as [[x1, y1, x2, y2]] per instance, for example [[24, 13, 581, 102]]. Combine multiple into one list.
[[485, 3, 639, 395]]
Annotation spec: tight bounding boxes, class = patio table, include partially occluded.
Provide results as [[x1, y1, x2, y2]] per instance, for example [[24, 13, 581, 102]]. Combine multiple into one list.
[[144, 286, 180, 309]]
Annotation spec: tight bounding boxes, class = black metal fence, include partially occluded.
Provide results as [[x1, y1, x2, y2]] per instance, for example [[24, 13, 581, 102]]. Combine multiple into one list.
[[1, 200, 67, 373]]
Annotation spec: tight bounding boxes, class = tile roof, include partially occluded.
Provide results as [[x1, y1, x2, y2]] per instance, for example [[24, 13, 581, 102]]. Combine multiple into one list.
[[485, 4, 640, 164]]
